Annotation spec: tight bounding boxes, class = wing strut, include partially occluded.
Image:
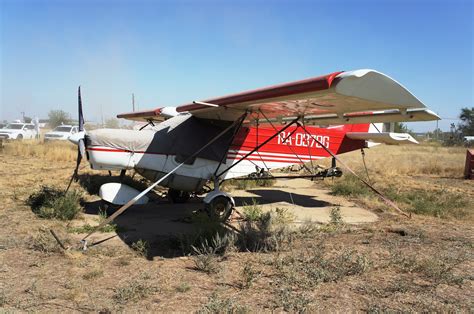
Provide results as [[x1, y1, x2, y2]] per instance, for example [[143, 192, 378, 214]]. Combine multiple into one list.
[[80, 114, 247, 247], [259, 110, 315, 174], [215, 116, 301, 178], [296, 122, 410, 218]]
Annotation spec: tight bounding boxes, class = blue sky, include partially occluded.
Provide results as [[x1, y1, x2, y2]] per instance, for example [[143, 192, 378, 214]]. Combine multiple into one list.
[[1, 0, 472, 131]]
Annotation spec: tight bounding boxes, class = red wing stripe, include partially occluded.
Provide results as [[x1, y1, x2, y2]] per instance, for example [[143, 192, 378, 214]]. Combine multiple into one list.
[[176, 71, 343, 112]]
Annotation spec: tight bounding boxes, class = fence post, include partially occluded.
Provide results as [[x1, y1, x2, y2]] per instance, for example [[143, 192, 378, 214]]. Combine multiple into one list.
[[465, 149, 473, 179]]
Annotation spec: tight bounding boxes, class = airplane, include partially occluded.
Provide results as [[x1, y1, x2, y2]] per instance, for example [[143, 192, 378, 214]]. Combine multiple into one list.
[[68, 69, 439, 227]]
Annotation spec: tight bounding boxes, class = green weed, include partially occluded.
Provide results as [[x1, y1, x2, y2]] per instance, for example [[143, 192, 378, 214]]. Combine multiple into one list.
[[197, 292, 248, 314], [131, 239, 149, 258], [113, 277, 157, 304], [27, 186, 82, 220]]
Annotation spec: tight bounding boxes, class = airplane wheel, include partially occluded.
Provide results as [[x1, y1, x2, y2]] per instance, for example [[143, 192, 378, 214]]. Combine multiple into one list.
[[168, 189, 190, 203], [206, 196, 233, 222]]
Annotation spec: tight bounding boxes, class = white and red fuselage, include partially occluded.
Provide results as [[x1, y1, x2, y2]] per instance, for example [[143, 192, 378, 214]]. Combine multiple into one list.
[[85, 115, 375, 192]]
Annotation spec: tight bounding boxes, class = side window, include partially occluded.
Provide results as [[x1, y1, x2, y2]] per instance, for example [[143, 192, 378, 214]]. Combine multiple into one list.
[[25, 125, 34, 130], [71, 127, 76, 134]]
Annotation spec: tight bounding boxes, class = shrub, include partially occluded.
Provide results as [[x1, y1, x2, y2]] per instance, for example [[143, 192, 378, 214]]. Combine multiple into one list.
[[329, 207, 344, 225], [330, 175, 370, 197], [191, 232, 235, 256], [191, 232, 235, 274], [274, 249, 371, 290], [68, 223, 119, 234], [275, 288, 311, 313], [242, 199, 263, 222], [240, 264, 260, 289], [237, 210, 294, 252], [226, 177, 276, 190], [401, 189, 469, 218], [192, 253, 220, 274], [176, 214, 232, 255], [131, 239, 149, 257], [27, 186, 82, 220], [114, 277, 156, 304], [197, 292, 248, 314]]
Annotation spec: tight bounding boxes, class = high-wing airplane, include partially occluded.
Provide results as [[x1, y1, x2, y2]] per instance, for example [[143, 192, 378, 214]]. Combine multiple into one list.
[[69, 69, 439, 224]]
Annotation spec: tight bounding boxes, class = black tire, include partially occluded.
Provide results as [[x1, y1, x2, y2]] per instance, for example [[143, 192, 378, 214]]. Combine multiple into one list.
[[206, 196, 233, 222], [168, 189, 190, 203], [16, 134, 23, 140]]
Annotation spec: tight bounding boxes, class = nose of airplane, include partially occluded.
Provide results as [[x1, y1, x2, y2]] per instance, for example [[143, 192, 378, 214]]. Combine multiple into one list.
[[68, 131, 86, 145]]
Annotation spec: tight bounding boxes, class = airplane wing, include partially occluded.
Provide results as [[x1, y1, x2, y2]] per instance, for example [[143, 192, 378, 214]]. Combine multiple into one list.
[[117, 69, 440, 125]]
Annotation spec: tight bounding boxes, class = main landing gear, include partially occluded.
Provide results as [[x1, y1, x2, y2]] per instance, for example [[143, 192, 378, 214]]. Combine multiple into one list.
[[167, 186, 234, 222], [202, 178, 235, 222], [205, 195, 233, 222]]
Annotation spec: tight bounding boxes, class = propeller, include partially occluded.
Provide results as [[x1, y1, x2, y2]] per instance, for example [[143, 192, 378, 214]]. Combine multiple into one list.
[[66, 86, 87, 192]]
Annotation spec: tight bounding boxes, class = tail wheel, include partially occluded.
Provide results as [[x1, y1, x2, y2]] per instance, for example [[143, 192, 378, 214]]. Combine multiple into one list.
[[168, 189, 190, 203], [206, 196, 233, 222]]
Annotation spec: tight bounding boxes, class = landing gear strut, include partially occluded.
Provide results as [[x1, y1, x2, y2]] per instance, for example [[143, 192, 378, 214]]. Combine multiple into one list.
[[168, 188, 190, 203]]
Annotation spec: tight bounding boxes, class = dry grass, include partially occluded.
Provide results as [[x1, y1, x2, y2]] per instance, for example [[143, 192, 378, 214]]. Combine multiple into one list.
[[317, 143, 473, 220], [317, 142, 466, 178], [0, 141, 472, 312], [2, 140, 76, 162]]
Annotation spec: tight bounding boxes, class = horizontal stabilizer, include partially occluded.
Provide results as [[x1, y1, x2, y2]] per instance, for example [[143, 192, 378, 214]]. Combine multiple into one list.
[[302, 108, 439, 126], [346, 132, 419, 145]]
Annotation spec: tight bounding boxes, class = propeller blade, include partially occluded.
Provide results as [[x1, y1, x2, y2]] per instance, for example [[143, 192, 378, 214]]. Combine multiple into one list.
[[66, 86, 86, 193], [78, 86, 84, 132], [78, 138, 86, 159], [65, 150, 82, 193]]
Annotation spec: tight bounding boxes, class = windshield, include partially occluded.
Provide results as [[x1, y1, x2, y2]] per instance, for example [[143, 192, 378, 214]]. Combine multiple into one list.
[[6, 124, 24, 129], [53, 126, 72, 132]]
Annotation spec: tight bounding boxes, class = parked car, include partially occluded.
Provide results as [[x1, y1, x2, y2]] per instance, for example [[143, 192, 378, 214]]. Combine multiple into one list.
[[44, 125, 79, 141], [464, 136, 474, 147], [0, 123, 36, 140]]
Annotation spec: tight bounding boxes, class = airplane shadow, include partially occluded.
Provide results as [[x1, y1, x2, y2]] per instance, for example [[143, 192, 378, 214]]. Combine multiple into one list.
[[81, 198, 204, 259], [80, 185, 336, 260], [234, 189, 332, 208]]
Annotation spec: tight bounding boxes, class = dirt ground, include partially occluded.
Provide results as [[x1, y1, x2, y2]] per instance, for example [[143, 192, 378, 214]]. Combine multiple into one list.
[[0, 142, 473, 312]]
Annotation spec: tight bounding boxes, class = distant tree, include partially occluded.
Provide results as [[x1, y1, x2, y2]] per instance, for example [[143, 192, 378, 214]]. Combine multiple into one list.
[[23, 116, 32, 123], [458, 107, 474, 136], [48, 110, 71, 128], [104, 118, 120, 129]]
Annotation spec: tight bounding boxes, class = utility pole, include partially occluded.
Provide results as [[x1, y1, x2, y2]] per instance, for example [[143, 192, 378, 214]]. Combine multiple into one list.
[[100, 104, 104, 127], [132, 93, 135, 112]]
